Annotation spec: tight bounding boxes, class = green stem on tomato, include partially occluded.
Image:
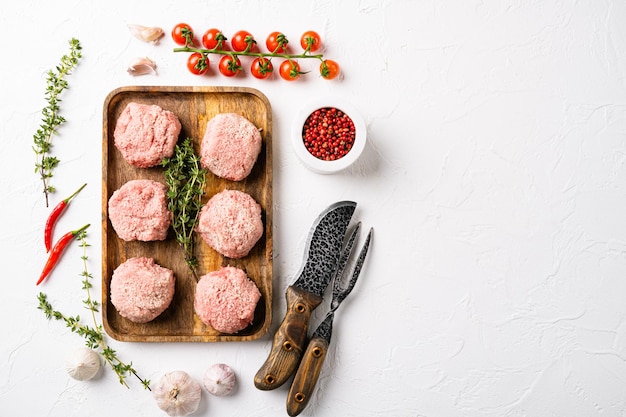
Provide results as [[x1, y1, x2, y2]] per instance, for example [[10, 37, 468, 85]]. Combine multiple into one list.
[[243, 35, 256, 53]]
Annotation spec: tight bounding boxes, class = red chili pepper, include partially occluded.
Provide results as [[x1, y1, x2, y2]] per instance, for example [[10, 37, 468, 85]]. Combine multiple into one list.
[[37, 224, 90, 286], [44, 183, 87, 252]]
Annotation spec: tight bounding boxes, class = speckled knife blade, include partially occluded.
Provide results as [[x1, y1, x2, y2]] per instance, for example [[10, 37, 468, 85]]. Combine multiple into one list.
[[254, 200, 356, 391], [291, 201, 357, 297]]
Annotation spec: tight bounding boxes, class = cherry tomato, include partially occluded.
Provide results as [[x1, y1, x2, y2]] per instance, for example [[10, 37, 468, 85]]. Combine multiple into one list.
[[266, 31, 288, 54], [172, 23, 194, 46], [320, 59, 340, 80], [250, 58, 273, 79], [202, 28, 227, 50], [231, 30, 256, 52], [300, 30, 321, 52], [279, 60, 301, 81], [187, 53, 208, 75], [219, 55, 242, 77]]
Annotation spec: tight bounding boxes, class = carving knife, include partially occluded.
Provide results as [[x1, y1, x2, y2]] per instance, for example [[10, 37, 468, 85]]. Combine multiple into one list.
[[254, 201, 356, 390], [286, 226, 372, 416]]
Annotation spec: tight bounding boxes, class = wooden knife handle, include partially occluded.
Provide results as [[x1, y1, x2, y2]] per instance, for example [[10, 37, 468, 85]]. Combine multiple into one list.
[[286, 336, 329, 416], [254, 285, 323, 390]]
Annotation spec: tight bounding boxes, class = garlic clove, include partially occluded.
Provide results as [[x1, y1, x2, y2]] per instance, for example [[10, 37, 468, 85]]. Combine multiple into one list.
[[127, 57, 157, 76], [153, 371, 202, 417], [203, 363, 236, 396], [128, 24, 164, 44], [66, 347, 101, 381]]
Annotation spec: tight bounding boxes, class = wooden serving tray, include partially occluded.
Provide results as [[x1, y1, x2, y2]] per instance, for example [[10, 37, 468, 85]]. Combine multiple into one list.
[[102, 86, 272, 342]]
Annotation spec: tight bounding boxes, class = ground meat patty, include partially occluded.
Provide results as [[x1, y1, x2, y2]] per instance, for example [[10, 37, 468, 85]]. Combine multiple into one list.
[[110, 257, 175, 323], [114, 102, 181, 168], [200, 113, 262, 181], [196, 190, 263, 258], [108, 179, 171, 241], [194, 266, 261, 333]]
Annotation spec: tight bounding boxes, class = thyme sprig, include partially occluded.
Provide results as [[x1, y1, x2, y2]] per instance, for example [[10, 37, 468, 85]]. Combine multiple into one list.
[[33, 38, 82, 207], [162, 138, 207, 279], [37, 231, 151, 390]]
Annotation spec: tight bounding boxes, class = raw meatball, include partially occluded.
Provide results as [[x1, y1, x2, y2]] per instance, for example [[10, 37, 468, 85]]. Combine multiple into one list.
[[110, 257, 175, 323], [108, 179, 171, 241], [194, 266, 261, 333], [200, 113, 262, 181], [196, 189, 263, 258], [114, 102, 181, 168]]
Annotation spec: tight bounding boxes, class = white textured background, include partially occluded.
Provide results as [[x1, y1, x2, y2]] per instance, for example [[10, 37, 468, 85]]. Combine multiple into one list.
[[1, 1, 626, 416]]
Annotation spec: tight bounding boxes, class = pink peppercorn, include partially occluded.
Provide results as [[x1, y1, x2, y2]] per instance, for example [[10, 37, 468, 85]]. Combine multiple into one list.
[[302, 107, 356, 161]]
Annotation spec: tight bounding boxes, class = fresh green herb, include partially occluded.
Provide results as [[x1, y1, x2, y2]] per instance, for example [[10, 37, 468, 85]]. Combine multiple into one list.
[[162, 138, 207, 279], [37, 231, 150, 390], [33, 38, 82, 207]]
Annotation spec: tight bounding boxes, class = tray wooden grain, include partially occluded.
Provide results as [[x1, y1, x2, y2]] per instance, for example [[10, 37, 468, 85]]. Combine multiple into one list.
[[102, 86, 272, 342]]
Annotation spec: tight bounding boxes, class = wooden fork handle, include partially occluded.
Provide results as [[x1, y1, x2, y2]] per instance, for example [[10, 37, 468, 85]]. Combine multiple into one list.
[[286, 336, 329, 416]]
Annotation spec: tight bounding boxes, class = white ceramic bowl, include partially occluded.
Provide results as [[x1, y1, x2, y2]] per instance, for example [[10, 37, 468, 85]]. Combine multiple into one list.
[[292, 98, 366, 174]]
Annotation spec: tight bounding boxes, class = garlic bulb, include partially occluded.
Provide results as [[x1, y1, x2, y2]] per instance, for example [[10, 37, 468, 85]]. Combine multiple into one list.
[[203, 363, 236, 396], [153, 371, 202, 417], [127, 57, 157, 76], [66, 347, 101, 381], [128, 24, 164, 44]]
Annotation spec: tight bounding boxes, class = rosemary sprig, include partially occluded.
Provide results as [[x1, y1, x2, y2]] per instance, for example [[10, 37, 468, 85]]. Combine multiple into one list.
[[162, 138, 207, 279], [33, 38, 82, 207], [37, 231, 150, 390]]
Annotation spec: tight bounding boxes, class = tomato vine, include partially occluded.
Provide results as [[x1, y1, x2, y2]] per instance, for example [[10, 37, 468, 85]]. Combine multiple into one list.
[[172, 26, 340, 80]]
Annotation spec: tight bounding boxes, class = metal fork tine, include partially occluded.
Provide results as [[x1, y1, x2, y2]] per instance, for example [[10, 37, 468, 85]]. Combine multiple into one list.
[[331, 221, 361, 290], [330, 227, 373, 311]]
